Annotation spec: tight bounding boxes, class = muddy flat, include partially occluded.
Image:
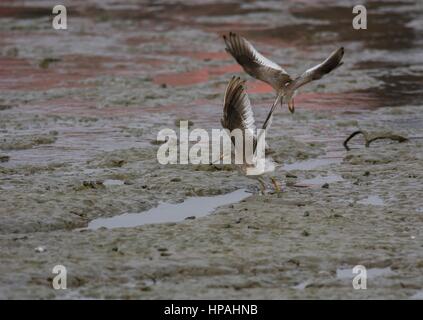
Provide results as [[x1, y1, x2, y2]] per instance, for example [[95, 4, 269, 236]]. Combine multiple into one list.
[[0, 0, 422, 299]]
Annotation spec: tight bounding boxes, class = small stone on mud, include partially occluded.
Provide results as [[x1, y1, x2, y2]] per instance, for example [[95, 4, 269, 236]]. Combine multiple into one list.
[[13, 236, 28, 241], [82, 180, 105, 189], [363, 171, 370, 176], [35, 246, 46, 253], [170, 177, 181, 182], [301, 230, 310, 237], [185, 216, 196, 220], [303, 211, 310, 217], [286, 173, 298, 178], [174, 119, 194, 128], [322, 183, 329, 188], [160, 83, 167, 88], [39, 57, 61, 69], [0, 105, 14, 111], [0, 154, 10, 162]]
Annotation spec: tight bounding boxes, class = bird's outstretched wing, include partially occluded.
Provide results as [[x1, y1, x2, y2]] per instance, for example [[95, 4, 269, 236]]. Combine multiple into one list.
[[290, 47, 344, 91], [221, 76, 260, 156], [221, 76, 256, 133], [223, 32, 292, 91]]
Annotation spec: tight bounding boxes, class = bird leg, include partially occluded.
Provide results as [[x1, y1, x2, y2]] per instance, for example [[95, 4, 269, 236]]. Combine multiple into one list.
[[211, 151, 224, 164], [270, 177, 281, 193], [343, 130, 409, 151]]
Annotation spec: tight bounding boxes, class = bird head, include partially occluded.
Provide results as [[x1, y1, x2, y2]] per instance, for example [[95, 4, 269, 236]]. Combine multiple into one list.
[[288, 99, 295, 113]]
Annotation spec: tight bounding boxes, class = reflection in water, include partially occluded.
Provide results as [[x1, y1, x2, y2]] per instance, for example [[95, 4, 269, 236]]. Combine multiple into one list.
[[87, 189, 250, 230], [298, 174, 344, 187], [103, 179, 125, 186]]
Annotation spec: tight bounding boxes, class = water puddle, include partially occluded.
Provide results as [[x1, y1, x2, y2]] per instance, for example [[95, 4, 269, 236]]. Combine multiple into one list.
[[87, 189, 250, 230], [103, 179, 125, 186], [292, 280, 312, 290], [357, 195, 385, 206], [282, 156, 342, 171], [336, 267, 393, 280], [0, 184, 15, 190]]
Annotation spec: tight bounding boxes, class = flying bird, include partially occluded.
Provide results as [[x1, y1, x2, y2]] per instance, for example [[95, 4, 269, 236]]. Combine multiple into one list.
[[220, 76, 280, 193], [223, 32, 344, 118]]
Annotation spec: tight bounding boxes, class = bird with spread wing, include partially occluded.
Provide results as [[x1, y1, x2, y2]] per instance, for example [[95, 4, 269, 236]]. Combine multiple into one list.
[[221, 76, 280, 193], [223, 32, 344, 121]]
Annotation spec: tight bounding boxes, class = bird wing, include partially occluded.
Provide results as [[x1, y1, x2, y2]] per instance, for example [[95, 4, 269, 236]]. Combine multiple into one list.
[[290, 47, 344, 91], [221, 76, 257, 154], [223, 32, 292, 91], [221, 76, 256, 132]]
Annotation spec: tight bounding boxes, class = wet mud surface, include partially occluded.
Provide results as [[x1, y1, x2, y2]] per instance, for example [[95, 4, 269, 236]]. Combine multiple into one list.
[[0, 0, 422, 299]]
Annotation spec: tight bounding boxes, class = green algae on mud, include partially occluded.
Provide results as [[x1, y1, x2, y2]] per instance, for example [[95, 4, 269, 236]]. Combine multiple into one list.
[[1, 104, 422, 299]]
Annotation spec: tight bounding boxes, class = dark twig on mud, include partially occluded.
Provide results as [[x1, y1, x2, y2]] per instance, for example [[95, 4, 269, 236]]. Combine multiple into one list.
[[343, 130, 409, 151]]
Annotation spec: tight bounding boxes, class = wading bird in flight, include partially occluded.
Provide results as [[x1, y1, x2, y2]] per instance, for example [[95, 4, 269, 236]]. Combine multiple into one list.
[[223, 32, 344, 121], [221, 76, 280, 193]]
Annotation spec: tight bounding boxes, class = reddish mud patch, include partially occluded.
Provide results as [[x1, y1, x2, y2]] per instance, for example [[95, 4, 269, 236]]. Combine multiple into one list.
[[154, 63, 242, 87], [164, 51, 229, 61], [0, 6, 50, 19]]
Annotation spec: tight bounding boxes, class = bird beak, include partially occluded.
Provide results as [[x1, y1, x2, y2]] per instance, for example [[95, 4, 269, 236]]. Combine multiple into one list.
[[288, 99, 295, 113]]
